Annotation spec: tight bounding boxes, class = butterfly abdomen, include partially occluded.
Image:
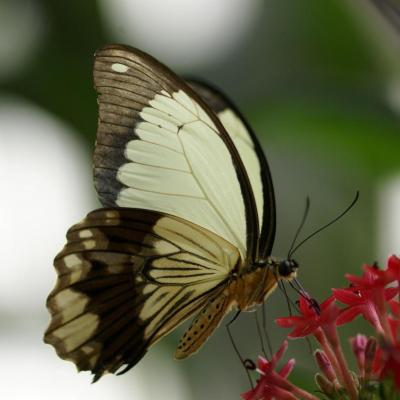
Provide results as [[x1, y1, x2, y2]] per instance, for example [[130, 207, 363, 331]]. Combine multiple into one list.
[[173, 266, 280, 359], [174, 292, 230, 359]]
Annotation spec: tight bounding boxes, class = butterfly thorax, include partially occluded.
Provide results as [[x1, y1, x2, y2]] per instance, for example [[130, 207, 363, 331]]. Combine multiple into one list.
[[228, 258, 298, 311]]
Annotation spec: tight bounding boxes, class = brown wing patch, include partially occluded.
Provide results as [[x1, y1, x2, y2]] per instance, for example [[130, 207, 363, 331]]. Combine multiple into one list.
[[44, 208, 238, 381]]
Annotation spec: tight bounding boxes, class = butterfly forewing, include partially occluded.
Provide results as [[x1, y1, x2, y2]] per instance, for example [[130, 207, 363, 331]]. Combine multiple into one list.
[[187, 80, 276, 260], [93, 44, 259, 261], [44, 208, 239, 380]]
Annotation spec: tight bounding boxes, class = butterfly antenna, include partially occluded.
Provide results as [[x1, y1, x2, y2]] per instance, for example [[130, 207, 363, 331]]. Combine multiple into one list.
[[289, 191, 359, 258], [288, 197, 310, 259]]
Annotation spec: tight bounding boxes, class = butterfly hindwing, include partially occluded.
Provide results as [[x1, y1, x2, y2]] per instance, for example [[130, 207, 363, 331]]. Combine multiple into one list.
[[187, 80, 276, 261], [44, 208, 239, 380], [93, 44, 259, 261]]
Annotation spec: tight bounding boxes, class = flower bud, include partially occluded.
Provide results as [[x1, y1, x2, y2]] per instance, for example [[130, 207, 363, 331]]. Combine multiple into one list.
[[314, 350, 337, 382], [350, 334, 367, 377], [364, 337, 377, 380]]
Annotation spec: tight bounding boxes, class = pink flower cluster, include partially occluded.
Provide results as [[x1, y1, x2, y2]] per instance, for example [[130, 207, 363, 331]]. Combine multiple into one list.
[[242, 255, 400, 400]]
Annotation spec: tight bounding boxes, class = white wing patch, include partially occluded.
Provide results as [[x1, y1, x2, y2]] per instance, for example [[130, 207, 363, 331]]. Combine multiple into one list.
[[116, 90, 247, 258], [111, 63, 129, 73], [218, 109, 263, 233]]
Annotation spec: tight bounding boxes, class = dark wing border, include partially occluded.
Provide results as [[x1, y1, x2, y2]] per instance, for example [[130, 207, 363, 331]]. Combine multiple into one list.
[[187, 79, 276, 260]]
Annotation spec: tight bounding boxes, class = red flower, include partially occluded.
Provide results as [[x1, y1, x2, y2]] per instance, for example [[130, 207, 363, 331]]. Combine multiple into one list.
[[383, 255, 400, 283], [386, 256, 400, 304], [241, 341, 318, 400], [345, 255, 400, 288], [333, 286, 396, 326], [241, 341, 296, 400], [333, 258, 399, 337], [276, 296, 338, 338], [388, 300, 400, 341], [373, 341, 400, 389]]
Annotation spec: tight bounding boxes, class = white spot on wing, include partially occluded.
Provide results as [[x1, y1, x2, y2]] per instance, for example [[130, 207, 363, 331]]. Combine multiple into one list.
[[106, 211, 118, 218], [79, 229, 92, 239], [111, 63, 129, 73], [63, 254, 81, 269]]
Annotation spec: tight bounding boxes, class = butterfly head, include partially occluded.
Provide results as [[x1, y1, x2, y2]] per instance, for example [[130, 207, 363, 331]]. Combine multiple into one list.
[[277, 259, 299, 279]]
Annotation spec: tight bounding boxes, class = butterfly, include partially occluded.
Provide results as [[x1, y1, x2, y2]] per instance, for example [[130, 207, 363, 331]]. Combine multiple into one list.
[[44, 44, 299, 381]]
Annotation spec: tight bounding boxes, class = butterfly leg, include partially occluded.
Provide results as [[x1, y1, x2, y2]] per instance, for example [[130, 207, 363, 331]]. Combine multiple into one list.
[[254, 303, 272, 359], [225, 314, 254, 389]]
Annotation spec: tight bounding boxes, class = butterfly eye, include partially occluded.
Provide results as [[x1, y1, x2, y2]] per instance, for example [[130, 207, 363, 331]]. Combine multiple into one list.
[[279, 260, 298, 277]]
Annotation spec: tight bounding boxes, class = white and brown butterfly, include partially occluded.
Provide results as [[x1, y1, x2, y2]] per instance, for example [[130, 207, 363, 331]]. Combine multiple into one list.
[[44, 44, 299, 381]]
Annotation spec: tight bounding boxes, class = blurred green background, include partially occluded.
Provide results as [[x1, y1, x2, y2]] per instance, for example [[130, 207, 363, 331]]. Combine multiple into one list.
[[1, 0, 400, 399]]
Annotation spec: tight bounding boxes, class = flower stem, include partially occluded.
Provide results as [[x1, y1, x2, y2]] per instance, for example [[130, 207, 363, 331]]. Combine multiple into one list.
[[322, 323, 358, 400], [275, 376, 320, 400], [290, 386, 320, 400]]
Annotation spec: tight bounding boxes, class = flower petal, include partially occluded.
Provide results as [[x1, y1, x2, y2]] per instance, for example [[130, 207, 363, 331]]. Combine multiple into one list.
[[337, 306, 363, 325], [332, 288, 362, 305], [279, 359, 296, 379], [388, 255, 400, 281]]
